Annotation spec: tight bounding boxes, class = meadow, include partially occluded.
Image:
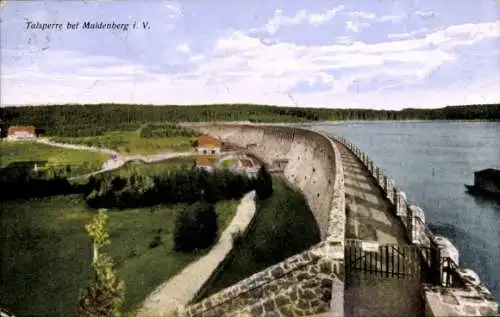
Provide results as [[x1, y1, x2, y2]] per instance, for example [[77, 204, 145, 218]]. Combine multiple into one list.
[[0, 141, 109, 174], [49, 128, 197, 155], [0, 193, 240, 316]]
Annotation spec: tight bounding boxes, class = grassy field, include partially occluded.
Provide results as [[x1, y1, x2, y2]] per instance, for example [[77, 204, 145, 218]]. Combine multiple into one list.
[[0, 141, 109, 172], [0, 194, 241, 316], [198, 177, 321, 299], [220, 159, 237, 168], [49, 130, 196, 155]]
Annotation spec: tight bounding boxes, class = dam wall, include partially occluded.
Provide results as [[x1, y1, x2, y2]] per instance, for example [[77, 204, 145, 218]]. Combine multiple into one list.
[[181, 123, 346, 317], [334, 136, 498, 317], [192, 124, 346, 242]]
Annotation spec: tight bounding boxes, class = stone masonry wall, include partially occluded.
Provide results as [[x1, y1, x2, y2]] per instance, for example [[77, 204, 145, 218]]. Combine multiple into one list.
[[180, 123, 346, 317], [191, 123, 345, 242], [183, 240, 344, 317]]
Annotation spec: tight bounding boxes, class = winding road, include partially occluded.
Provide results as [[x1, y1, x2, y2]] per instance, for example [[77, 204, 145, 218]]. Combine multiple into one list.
[[34, 138, 242, 180], [34, 138, 197, 180]]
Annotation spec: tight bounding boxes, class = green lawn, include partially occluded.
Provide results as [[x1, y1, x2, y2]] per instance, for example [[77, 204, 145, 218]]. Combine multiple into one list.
[[0, 141, 109, 173], [0, 194, 240, 317], [220, 159, 237, 168], [197, 177, 321, 299], [49, 130, 196, 155]]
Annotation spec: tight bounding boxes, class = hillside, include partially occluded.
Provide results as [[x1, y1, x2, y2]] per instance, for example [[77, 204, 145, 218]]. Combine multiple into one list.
[[0, 103, 498, 138]]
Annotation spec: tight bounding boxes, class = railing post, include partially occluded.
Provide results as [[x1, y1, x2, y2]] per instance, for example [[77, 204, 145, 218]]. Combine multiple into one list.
[[393, 187, 400, 215], [384, 175, 389, 193], [406, 204, 412, 238], [394, 188, 407, 218], [401, 195, 408, 222]]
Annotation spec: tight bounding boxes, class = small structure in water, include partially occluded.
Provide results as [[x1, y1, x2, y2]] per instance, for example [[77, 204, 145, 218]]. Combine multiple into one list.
[[465, 168, 500, 201]]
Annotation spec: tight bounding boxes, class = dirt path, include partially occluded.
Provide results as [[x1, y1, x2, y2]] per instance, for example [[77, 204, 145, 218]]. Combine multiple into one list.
[[136, 191, 257, 317]]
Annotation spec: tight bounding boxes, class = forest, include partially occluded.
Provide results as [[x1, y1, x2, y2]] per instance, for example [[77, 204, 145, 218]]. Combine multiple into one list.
[[0, 103, 498, 137]]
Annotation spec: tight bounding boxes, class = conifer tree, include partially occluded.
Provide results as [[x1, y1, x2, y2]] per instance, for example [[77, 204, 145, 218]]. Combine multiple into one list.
[[255, 166, 273, 200]]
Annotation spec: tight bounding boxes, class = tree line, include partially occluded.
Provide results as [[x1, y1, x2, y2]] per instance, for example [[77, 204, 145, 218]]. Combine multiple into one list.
[[83, 167, 257, 209], [0, 160, 275, 206], [139, 122, 201, 138], [0, 163, 96, 201], [1, 103, 498, 138]]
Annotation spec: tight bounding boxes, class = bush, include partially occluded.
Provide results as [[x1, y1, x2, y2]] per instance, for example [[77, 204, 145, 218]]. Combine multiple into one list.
[[148, 235, 162, 249], [0, 167, 79, 201], [255, 166, 273, 200], [231, 230, 244, 247], [174, 202, 218, 252]]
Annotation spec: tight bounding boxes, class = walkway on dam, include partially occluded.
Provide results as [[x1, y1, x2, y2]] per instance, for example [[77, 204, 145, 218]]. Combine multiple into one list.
[[335, 141, 408, 244], [334, 140, 422, 317]]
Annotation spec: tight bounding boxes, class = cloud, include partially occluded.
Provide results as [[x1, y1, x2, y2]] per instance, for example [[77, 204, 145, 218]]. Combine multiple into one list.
[[176, 43, 190, 54], [1, 0, 499, 110], [308, 5, 345, 26], [388, 27, 431, 39], [335, 36, 354, 45], [426, 22, 500, 49], [343, 11, 376, 20], [164, 2, 183, 19], [345, 20, 370, 33], [377, 14, 405, 23], [415, 10, 438, 19], [249, 5, 345, 35]]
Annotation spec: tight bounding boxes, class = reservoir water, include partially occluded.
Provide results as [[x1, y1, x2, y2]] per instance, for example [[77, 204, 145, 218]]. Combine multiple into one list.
[[312, 121, 500, 301]]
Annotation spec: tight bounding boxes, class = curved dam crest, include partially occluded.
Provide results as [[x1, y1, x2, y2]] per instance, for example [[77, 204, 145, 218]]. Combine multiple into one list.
[[191, 123, 346, 242], [179, 122, 497, 317]]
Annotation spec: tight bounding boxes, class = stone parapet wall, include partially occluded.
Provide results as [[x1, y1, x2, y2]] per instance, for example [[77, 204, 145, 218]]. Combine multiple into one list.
[[183, 240, 343, 317], [333, 135, 498, 317]]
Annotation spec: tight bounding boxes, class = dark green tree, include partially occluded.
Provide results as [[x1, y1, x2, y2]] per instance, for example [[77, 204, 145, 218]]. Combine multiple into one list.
[[255, 166, 273, 200], [174, 202, 218, 252]]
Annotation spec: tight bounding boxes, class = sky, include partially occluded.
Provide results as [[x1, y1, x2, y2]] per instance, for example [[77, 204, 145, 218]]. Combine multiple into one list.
[[0, 0, 499, 109]]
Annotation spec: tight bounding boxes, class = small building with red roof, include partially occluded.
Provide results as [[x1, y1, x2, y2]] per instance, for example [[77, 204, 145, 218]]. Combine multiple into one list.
[[6, 125, 37, 141], [195, 135, 222, 155]]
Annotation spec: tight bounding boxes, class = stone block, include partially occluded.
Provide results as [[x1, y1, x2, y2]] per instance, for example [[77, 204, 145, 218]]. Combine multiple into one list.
[[435, 235, 459, 265]]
